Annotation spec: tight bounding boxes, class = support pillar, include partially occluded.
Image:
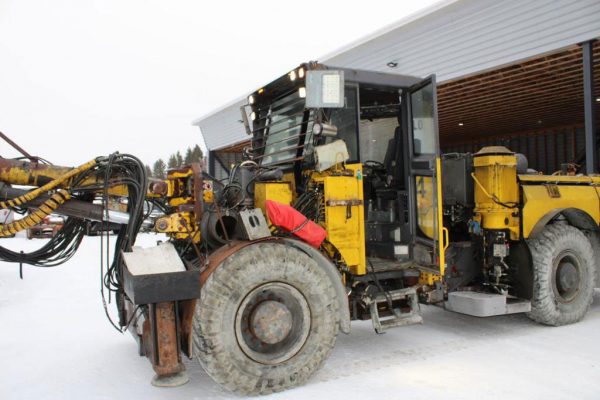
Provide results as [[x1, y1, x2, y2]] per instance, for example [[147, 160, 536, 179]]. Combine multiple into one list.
[[208, 150, 216, 177], [582, 40, 597, 174]]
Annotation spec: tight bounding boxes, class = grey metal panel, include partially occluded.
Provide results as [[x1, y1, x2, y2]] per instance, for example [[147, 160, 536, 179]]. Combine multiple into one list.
[[197, 99, 247, 151], [197, 0, 600, 151]]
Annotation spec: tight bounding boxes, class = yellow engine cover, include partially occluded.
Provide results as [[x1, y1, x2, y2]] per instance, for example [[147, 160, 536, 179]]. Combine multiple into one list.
[[312, 164, 366, 275]]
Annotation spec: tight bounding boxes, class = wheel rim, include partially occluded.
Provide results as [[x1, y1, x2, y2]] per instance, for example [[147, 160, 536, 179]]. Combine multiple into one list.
[[235, 282, 311, 365], [552, 250, 582, 303]]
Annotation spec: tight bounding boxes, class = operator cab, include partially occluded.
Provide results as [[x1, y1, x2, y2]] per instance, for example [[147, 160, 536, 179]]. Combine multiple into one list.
[[243, 62, 442, 273]]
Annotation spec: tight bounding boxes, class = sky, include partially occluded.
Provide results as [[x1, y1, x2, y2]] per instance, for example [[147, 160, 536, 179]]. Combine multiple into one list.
[[0, 0, 441, 168]]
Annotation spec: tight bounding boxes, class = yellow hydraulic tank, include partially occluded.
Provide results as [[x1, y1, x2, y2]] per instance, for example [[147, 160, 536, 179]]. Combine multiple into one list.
[[472, 146, 520, 239]]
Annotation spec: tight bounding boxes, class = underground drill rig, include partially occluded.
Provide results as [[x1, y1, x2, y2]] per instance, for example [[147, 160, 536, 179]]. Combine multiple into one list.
[[2, 62, 600, 396]]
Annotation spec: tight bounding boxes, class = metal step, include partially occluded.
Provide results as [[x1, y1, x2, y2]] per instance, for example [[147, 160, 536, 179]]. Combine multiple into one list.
[[445, 291, 531, 317], [365, 287, 423, 333]]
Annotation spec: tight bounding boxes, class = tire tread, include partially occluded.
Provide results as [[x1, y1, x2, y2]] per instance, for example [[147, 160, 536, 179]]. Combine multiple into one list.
[[527, 224, 595, 326], [192, 243, 339, 395]]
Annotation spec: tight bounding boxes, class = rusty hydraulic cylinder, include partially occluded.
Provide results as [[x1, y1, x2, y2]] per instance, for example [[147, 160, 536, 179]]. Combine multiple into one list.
[[144, 302, 189, 387]]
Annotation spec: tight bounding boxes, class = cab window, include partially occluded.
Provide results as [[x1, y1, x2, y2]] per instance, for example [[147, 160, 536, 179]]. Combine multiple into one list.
[[328, 86, 359, 161], [410, 83, 436, 155]]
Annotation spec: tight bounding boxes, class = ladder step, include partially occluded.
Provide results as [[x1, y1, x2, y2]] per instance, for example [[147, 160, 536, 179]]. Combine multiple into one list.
[[367, 287, 422, 333], [378, 313, 423, 330]]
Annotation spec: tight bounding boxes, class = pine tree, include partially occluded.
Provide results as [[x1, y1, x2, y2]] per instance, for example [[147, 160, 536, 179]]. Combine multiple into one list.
[[145, 164, 153, 178], [152, 159, 166, 179], [176, 151, 183, 166], [191, 144, 204, 163], [167, 154, 178, 169], [184, 147, 193, 165]]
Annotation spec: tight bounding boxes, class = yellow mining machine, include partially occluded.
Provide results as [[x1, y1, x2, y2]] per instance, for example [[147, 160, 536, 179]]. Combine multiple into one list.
[[1, 62, 598, 395]]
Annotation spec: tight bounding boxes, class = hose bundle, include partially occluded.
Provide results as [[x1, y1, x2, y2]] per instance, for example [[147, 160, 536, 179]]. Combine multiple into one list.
[[0, 190, 71, 237], [0, 153, 147, 282]]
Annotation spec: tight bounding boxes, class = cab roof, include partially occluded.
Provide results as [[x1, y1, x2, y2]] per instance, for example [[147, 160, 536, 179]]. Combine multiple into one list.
[[249, 62, 424, 107]]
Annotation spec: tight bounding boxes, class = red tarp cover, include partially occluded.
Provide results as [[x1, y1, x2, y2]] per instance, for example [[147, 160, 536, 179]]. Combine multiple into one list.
[[265, 200, 327, 248]]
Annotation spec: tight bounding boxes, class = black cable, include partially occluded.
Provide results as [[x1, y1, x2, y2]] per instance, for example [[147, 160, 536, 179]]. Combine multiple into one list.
[[367, 259, 398, 318], [0, 152, 152, 333], [0, 217, 86, 266]]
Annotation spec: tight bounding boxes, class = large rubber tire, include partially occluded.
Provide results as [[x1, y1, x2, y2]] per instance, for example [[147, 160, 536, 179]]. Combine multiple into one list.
[[583, 230, 600, 289], [526, 224, 595, 326], [193, 242, 339, 395]]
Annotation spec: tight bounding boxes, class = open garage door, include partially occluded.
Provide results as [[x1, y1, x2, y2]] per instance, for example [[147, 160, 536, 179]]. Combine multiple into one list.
[[439, 42, 600, 174]]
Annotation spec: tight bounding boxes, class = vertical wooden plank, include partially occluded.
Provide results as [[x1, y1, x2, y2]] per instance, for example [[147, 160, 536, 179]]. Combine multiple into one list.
[[543, 132, 549, 174], [525, 132, 530, 168], [563, 129, 568, 166], [572, 126, 577, 163]]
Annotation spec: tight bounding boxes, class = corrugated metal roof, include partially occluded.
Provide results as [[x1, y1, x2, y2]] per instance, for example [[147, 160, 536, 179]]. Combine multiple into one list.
[[196, 0, 600, 151], [326, 0, 600, 80]]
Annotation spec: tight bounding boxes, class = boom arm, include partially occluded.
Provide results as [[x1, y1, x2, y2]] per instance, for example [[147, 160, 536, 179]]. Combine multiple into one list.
[[0, 151, 206, 384]]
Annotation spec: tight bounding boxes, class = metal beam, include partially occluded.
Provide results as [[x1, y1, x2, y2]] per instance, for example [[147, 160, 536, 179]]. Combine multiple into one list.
[[582, 40, 597, 174], [208, 150, 216, 177]]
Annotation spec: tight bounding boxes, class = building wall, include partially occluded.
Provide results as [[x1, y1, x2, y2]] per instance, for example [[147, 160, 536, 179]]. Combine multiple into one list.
[[197, 99, 247, 154], [211, 150, 244, 182]]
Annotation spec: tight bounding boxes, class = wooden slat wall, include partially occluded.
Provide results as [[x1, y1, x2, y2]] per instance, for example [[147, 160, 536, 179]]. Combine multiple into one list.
[[438, 43, 599, 146], [443, 125, 586, 174]]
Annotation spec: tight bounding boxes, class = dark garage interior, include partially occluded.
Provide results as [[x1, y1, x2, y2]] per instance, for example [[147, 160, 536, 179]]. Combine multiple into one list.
[[441, 41, 599, 174]]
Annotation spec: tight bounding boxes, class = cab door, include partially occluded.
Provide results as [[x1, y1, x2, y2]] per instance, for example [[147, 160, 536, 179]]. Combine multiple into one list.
[[406, 76, 446, 277]]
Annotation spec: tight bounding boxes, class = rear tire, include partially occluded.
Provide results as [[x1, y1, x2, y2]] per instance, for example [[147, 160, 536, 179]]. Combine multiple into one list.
[[526, 224, 595, 326], [193, 242, 339, 395], [583, 230, 600, 289]]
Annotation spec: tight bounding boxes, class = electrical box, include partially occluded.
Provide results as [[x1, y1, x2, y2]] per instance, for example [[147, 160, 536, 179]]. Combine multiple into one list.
[[442, 153, 474, 206]]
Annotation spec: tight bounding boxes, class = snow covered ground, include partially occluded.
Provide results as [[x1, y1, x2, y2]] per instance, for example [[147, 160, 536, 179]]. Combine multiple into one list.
[[1, 233, 599, 400]]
